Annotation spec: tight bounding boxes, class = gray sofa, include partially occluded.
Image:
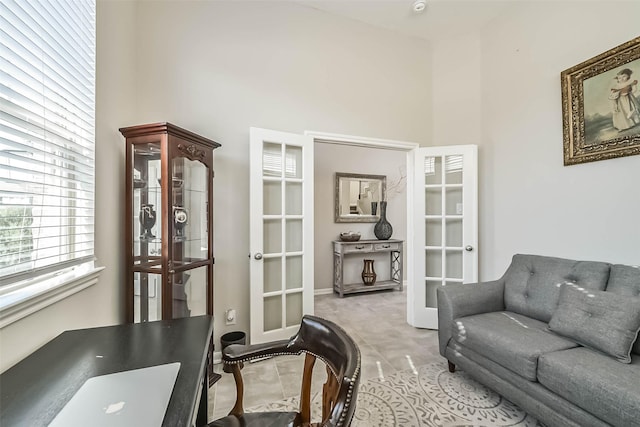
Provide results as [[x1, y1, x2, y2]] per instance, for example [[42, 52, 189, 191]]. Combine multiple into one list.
[[437, 254, 640, 427]]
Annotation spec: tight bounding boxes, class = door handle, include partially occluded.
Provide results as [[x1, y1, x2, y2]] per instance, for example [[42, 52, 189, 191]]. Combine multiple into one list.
[[254, 253, 263, 260], [465, 245, 473, 252]]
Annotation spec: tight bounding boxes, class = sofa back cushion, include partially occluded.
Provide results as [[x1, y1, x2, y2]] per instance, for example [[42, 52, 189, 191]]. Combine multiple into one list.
[[503, 254, 610, 323], [605, 264, 640, 355]]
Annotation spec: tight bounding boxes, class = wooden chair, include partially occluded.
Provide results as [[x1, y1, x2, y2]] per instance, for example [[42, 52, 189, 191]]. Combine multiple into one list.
[[209, 315, 361, 427]]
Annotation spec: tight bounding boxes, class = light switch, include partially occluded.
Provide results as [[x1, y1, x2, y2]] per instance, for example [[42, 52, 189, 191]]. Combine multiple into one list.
[[456, 203, 463, 215]]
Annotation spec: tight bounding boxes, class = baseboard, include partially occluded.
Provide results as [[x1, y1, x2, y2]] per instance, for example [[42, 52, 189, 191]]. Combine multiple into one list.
[[314, 288, 334, 296]]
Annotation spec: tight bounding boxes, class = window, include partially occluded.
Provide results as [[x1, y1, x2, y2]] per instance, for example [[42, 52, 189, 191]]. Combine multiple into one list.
[[0, 0, 99, 323]]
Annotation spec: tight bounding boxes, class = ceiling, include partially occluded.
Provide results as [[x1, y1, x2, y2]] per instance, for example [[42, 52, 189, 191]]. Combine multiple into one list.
[[296, 0, 519, 41]]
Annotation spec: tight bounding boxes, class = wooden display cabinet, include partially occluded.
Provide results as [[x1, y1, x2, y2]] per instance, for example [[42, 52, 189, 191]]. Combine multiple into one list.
[[121, 123, 221, 323]]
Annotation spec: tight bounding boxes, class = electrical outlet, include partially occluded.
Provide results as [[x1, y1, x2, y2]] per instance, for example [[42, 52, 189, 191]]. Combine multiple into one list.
[[225, 309, 236, 325]]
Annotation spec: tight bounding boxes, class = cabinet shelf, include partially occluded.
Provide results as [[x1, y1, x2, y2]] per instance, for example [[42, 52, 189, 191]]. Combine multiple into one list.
[[341, 280, 401, 295]]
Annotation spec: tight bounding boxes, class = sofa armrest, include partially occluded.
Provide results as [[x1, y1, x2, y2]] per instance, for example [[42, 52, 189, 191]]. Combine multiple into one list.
[[437, 280, 505, 356]]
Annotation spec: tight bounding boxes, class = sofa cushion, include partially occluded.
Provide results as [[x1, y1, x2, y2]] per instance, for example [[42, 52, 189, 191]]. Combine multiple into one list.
[[503, 254, 610, 323], [538, 347, 640, 427], [548, 284, 640, 363], [452, 311, 578, 381], [605, 264, 640, 355]]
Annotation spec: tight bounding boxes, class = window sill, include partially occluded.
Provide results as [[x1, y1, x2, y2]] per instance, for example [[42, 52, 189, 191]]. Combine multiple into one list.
[[0, 264, 105, 329]]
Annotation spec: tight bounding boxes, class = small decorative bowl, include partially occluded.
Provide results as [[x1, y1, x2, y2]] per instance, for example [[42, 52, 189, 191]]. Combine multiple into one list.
[[339, 232, 361, 242]]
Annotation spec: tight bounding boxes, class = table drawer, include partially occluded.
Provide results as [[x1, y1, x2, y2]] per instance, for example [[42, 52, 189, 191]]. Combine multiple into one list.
[[342, 243, 373, 253], [374, 242, 400, 251]]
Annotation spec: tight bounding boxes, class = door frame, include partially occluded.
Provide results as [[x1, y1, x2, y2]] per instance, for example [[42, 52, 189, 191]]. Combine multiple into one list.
[[304, 130, 419, 314]]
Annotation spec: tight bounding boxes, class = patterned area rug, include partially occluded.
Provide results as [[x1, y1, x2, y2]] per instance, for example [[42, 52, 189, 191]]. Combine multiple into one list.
[[247, 362, 543, 426]]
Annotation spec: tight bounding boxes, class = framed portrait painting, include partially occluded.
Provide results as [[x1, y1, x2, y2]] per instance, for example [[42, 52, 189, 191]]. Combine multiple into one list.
[[561, 36, 640, 165]]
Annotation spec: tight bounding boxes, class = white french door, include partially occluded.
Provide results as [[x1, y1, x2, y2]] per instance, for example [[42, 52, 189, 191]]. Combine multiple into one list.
[[249, 128, 314, 344], [408, 145, 478, 329]]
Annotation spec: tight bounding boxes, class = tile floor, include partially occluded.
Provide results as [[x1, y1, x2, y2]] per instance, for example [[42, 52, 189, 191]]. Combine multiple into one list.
[[208, 289, 442, 421]]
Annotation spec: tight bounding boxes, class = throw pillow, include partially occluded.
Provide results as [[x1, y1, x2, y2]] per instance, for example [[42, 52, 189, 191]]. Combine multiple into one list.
[[548, 284, 640, 363]]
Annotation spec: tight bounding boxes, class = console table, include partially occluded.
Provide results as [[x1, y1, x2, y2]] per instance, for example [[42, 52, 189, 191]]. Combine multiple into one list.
[[333, 239, 403, 297]]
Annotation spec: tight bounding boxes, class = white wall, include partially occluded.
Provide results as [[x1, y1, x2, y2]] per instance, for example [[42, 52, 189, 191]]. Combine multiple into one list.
[[0, 0, 136, 372], [130, 1, 431, 346], [477, 1, 640, 279], [314, 143, 407, 291], [432, 34, 482, 147]]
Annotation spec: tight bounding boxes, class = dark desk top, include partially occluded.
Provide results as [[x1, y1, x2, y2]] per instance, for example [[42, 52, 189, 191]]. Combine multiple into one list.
[[0, 315, 213, 427]]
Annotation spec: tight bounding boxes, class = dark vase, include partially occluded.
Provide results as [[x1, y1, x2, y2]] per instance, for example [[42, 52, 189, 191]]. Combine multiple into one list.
[[374, 201, 393, 240], [371, 201, 378, 216], [362, 259, 376, 286], [139, 204, 156, 240]]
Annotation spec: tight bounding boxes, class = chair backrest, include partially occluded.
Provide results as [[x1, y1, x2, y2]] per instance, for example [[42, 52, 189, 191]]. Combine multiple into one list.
[[289, 315, 361, 427]]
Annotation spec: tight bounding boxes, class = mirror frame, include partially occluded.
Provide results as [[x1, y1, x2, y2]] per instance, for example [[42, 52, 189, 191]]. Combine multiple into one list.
[[334, 172, 386, 223]]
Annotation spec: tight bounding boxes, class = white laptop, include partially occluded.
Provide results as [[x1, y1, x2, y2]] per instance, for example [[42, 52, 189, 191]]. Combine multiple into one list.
[[49, 362, 181, 427]]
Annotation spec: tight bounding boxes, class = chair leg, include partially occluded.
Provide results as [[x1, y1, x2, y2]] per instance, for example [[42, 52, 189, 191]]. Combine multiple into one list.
[[448, 361, 456, 373], [228, 363, 245, 417]]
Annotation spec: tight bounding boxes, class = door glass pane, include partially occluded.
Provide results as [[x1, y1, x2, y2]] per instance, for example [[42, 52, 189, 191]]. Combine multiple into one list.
[[264, 219, 282, 254], [425, 249, 442, 277], [264, 257, 282, 293], [172, 265, 208, 318], [446, 250, 463, 280], [285, 182, 302, 215], [426, 280, 440, 308], [286, 292, 303, 327], [286, 219, 302, 252], [445, 218, 463, 247], [172, 157, 207, 263], [445, 187, 463, 215], [133, 271, 161, 323], [425, 188, 442, 215], [426, 218, 442, 247], [263, 142, 282, 177], [286, 255, 302, 290], [285, 145, 302, 179], [424, 156, 442, 185], [264, 295, 282, 332], [263, 181, 282, 215], [445, 155, 463, 184], [134, 143, 162, 252]]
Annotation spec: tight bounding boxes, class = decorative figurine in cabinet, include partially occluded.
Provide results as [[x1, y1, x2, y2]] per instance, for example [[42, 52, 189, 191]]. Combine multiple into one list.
[[121, 123, 221, 323]]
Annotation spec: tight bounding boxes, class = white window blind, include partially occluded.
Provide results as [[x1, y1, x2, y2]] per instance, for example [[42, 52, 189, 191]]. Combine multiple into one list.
[[0, 0, 96, 285]]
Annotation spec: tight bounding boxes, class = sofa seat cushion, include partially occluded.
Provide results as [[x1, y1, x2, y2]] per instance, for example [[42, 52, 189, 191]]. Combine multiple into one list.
[[538, 347, 640, 427], [452, 311, 578, 381]]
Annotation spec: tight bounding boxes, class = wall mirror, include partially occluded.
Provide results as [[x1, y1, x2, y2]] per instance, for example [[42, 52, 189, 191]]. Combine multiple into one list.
[[334, 173, 386, 223]]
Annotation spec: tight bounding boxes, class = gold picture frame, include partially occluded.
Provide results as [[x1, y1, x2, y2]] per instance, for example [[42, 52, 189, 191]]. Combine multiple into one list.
[[561, 36, 640, 165]]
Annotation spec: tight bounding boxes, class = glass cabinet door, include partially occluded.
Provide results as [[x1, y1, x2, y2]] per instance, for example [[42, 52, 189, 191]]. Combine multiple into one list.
[[170, 156, 209, 318], [132, 142, 162, 322]]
